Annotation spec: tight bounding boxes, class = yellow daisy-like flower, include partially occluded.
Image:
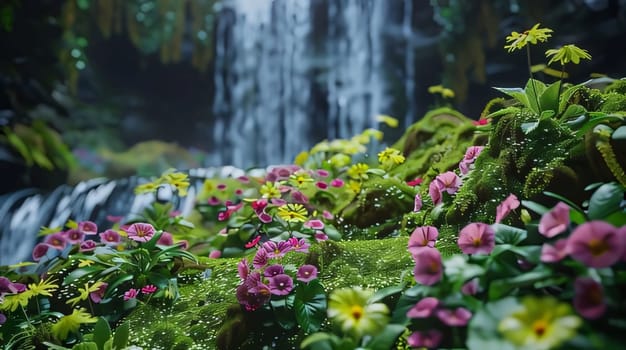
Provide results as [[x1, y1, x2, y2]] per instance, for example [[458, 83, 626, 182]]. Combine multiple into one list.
[[289, 170, 314, 188], [498, 296, 581, 350], [347, 163, 369, 181], [66, 281, 106, 307], [134, 181, 160, 195], [260, 181, 282, 199], [310, 140, 330, 154], [163, 172, 190, 197], [51, 308, 98, 341], [504, 23, 553, 53], [276, 203, 308, 223], [24, 276, 58, 298], [77, 259, 94, 267], [376, 114, 399, 128], [327, 287, 390, 340], [0, 292, 31, 312], [361, 128, 384, 142], [377, 147, 405, 166], [545, 44, 591, 66], [347, 180, 362, 194]]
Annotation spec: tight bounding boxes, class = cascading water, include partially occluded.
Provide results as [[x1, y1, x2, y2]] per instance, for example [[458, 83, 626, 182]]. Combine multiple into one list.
[[211, 0, 420, 168]]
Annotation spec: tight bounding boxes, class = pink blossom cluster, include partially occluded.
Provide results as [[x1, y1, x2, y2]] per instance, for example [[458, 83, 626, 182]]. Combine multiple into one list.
[[428, 171, 462, 206]]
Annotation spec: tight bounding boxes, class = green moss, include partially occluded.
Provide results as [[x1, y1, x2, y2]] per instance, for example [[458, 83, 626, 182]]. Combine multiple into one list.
[[604, 79, 626, 95], [600, 92, 626, 113]]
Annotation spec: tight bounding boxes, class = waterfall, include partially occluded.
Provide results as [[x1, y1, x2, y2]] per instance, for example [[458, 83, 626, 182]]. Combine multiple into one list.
[[211, 0, 410, 168]]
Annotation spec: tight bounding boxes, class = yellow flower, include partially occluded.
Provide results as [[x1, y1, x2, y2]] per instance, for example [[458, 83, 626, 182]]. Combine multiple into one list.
[[428, 85, 444, 94], [0, 292, 30, 312], [134, 181, 160, 195], [24, 276, 58, 298], [498, 296, 581, 350], [545, 44, 591, 66], [310, 140, 330, 154], [276, 204, 308, 223], [66, 281, 106, 307], [294, 151, 309, 166], [504, 23, 553, 53], [77, 259, 94, 267], [260, 181, 281, 199], [162, 172, 190, 196], [361, 128, 383, 141], [327, 287, 389, 340], [376, 114, 399, 128], [328, 153, 351, 168], [377, 147, 405, 167], [347, 163, 369, 181], [428, 85, 455, 99], [441, 88, 455, 99], [51, 308, 98, 341], [289, 170, 314, 188], [348, 180, 362, 194]]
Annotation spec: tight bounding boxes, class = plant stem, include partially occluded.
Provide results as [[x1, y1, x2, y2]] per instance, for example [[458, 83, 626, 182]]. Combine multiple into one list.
[[526, 46, 540, 111]]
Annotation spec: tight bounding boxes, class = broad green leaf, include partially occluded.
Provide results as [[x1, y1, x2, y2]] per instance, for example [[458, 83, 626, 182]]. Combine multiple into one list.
[[365, 324, 406, 349], [466, 298, 518, 350], [112, 321, 129, 350], [301, 332, 337, 349], [63, 266, 100, 284], [539, 80, 561, 113], [103, 274, 134, 299], [486, 106, 521, 119], [366, 168, 386, 177], [93, 317, 111, 350], [558, 83, 584, 114], [543, 191, 585, 214], [575, 113, 624, 137], [493, 87, 529, 110], [71, 343, 98, 350], [294, 279, 327, 333], [588, 182, 624, 220], [561, 104, 586, 121], [521, 121, 539, 134], [612, 125, 626, 140], [488, 268, 552, 300], [521, 200, 550, 215], [492, 223, 527, 245], [525, 79, 547, 114], [271, 295, 296, 330], [370, 285, 404, 303], [604, 211, 626, 227]]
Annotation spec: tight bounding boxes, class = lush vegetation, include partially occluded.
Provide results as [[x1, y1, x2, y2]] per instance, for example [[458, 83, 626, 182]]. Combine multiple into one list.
[[1, 23, 626, 350]]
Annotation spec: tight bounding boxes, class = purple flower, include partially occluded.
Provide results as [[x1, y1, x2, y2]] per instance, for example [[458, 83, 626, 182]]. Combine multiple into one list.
[[322, 210, 334, 220], [269, 274, 294, 296], [100, 229, 121, 246], [428, 181, 442, 206], [540, 239, 569, 263], [287, 237, 310, 253], [253, 248, 269, 269], [406, 297, 440, 318], [459, 146, 484, 175], [0, 313, 6, 325], [141, 285, 157, 294], [408, 226, 438, 255], [157, 232, 174, 246], [461, 278, 479, 295], [263, 264, 285, 278], [436, 307, 472, 326], [124, 223, 156, 243], [209, 250, 222, 259], [0, 276, 26, 296], [32, 243, 52, 261], [316, 181, 328, 190], [79, 240, 97, 252], [316, 169, 329, 177], [330, 178, 344, 187], [262, 240, 292, 258], [44, 232, 67, 249], [495, 194, 520, 224], [435, 171, 462, 195], [236, 280, 270, 311], [457, 222, 495, 255], [574, 277, 605, 319], [407, 330, 443, 349], [412, 248, 443, 286], [304, 219, 325, 230], [414, 193, 423, 212], [567, 221, 621, 268], [208, 196, 221, 206], [78, 221, 98, 235], [124, 288, 139, 301], [291, 191, 309, 204], [314, 231, 328, 242], [238, 259, 249, 280], [65, 228, 85, 244], [90, 282, 108, 303], [539, 202, 570, 237], [297, 265, 318, 282]]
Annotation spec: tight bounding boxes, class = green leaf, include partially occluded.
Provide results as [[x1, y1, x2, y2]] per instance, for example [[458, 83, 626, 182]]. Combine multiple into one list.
[[521, 121, 539, 134], [612, 125, 626, 140], [466, 298, 518, 350], [71, 343, 98, 350], [271, 295, 296, 330], [486, 106, 521, 119], [42, 342, 72, 350], [575, 113, 624, 138], [588, 182, 624, 220], [521, 200, 550, 215], [365, 324, 406, 349], [543, 191, 585, 214], [300, 332, 337, 349], [493, 87, 530, 110], [294, 279, 327, 333], [559, 83, 584, 114], [561, 104, 586, 121], [492, 224, 527, 245], [63, 266, 100, 285], [103, 274, 134, 299], [488, 268, 552, 300], [524, 79, 547, 114], [112, 321, 129, 350], [93, 317, 111, 350], [369, 285, 404, 303], [4, 129, 33, 165], [366, 168, 386, 177], [539, 80, 561, 113]]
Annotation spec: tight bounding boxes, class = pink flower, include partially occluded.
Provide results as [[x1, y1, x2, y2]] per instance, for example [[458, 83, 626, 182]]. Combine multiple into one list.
[[124, 288, 139, 301], [436, 307, 472, 326], [473, 118, 489, 126], [457, 222, 495, 255], [408, 226, 438, 255], [141, 285, 157, 294], [238, 259, 249, 280], [236, 273, 270, 311], [330, 178, 344, 187], [65, 228, 84, 244], [32, 243, 52, 261], [291, 191, 309, 204], [459, 146, 484, 175], [245, 236, 262, 249], [567, 221, 621, 268], [297, 265, 318, 282], [322, 210, 334, 220], [287, 237, 310, 253], [304, 219, 325, 230], [237, 175, 250, 183], [100, 229, 121, 246], [106, 215, 124, 223], [540, 239, 569, 263], [124, 223, 156, 243], [78, 221, 98, 235], [495, 194, 520, 224], [208, 196, 221, 205], [263, 264, 285, 278], [461, 278, 479, 295], [412, 248, 443, 286], [235, 189, 243, 196], [79, 240, 97, 252], [217, 183, 227, 191], [262, 240, 292, 258], [434, 171, 462, 195], [218, 202, 243, 221], [406, 178, 423, 186], [406, 297, 440, 318], [316, 169, 330, 178], [157, 232, 174, 246], [44, 232, 67, 249], [414, 193, 422, 212], [407, 330, 442, 348], [268, 274, 293, 295], [573, 277, 606, 319], [89, 282, 108, 303], [538, 202, 570, 237], [209, 250, 222, 259], [253, 248, 269, 269], [316, 181, 328, 190], [428, 181, 442, 206], [314, 231, 328, 242]]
